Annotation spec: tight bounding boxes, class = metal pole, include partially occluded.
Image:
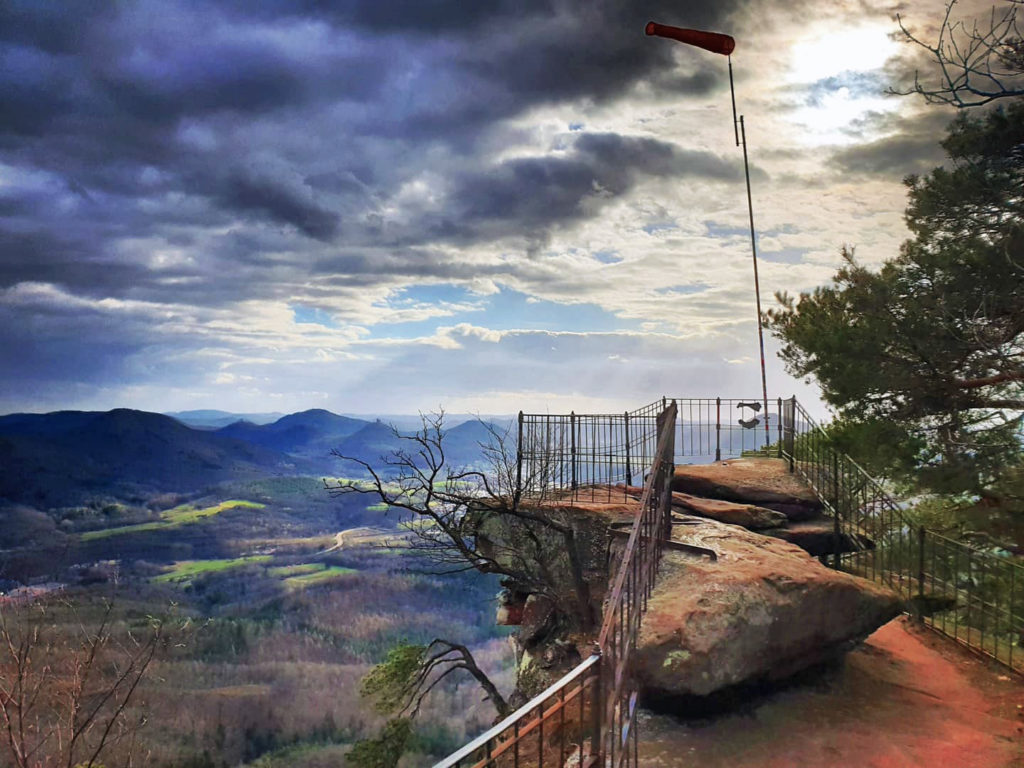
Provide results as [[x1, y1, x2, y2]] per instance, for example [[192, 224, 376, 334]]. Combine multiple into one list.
[[738, 115, 771, 448], [515, 411, 523, 509], [715, 397, 721, 462], [727, 56, 771, 447], [785, 397, 795, 472], [570, 411, 577, 492], [777, 397, 783, 458], [592, 654, 604, 764], [624, 411, 632, 487], [831, 452, 840, 569], [918, 526, 926, 606], [728, 57, 739, 147]]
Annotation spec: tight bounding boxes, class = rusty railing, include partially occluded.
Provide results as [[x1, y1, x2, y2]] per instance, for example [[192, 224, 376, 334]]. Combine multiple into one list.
[[781, 396, 1024, 673]]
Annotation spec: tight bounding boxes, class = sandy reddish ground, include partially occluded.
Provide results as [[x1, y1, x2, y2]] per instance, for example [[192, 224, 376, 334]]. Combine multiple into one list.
[[637, 617, 1024, 767]]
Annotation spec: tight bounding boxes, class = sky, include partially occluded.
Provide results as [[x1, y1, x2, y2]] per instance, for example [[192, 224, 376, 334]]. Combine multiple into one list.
[[0, 0, 974, 416]]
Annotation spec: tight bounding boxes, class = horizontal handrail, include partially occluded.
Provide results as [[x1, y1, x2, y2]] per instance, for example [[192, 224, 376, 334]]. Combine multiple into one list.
[[432, 654, 600, 768], [597, 407, 673, 648]]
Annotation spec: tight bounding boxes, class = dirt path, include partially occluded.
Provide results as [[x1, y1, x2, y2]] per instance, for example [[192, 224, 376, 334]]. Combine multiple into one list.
[[637, 617, 1024, 767]]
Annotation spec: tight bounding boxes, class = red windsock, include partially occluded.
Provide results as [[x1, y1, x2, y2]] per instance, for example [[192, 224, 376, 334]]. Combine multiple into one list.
[[645, 21, 735, 56]]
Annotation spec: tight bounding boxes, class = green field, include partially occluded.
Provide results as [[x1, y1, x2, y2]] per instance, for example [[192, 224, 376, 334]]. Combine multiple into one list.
[[81, 499, 265, 541], [283, 565, 357, 589], [156, 559, 357, 590], [154, 555, 273, 583], [268, 563, 324, 577]]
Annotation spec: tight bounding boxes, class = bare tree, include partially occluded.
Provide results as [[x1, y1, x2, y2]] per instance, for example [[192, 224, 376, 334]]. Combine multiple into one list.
[[324, 411, 596, 632], [330, 413, 604, 767], [892, 0, 1024, 107], [346, 638, 513, 768], [361, 640, 510, 720], [0, 600, 167, 768]]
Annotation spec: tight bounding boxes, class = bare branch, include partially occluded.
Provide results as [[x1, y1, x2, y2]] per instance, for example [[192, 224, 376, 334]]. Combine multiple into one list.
[[891, 0, 1024, 107]]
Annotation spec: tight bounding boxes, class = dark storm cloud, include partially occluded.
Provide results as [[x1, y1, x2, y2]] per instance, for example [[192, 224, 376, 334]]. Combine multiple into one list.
[[830, 108, 951, 177], [437, 133, 745, 242], [0, 0, 744, 281], [0, 0, 755, 401], [212, 170, 341, 241]]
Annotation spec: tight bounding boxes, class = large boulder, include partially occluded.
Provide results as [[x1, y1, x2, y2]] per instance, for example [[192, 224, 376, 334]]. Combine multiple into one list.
[[635, 515, 901, 699], [765, 519, 873, 558], [673, 458, 823, 520], [669, 493, 788, 530], [617, 485, 788, 530]]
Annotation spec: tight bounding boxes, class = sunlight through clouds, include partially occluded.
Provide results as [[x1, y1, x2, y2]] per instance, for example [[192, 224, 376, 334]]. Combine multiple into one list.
[[787, 22, 901, 83]]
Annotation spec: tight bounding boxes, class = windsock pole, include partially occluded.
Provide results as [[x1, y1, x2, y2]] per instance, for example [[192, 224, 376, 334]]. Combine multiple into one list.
[[646, 22, 770, 446]]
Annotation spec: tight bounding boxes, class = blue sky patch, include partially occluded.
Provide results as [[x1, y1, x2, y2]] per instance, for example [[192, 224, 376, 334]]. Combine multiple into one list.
[[291, 304, 339, 328], [364, 286, 641, 339], [643, 221, 677, 235], [593, 250, 622, 264], [759, 247, 809, 264], [704, 221, 748, 239], [383, 283, 475, 306]]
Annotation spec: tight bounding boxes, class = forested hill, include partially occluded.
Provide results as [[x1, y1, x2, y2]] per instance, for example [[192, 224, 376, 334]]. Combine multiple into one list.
[[216, 409, 368, 457], [0, 408, 506, 506]]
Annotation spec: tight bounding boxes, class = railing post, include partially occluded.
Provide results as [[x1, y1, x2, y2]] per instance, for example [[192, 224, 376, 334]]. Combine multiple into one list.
[[776, 397, 783, 458], [570, 411, 577, 491], [715, 397, 721, 462], [655, 402, 677, 540], [591, 649, 603, 766], [784, 397, 795, 472], [624, 411, 632, 487], [515, 411, 523, 509], [831, 452, 840, 570], [917, 526, 926, 607]]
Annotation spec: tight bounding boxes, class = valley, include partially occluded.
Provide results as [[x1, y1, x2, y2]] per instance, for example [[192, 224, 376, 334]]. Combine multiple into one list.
[[0, 408, 514, 767]]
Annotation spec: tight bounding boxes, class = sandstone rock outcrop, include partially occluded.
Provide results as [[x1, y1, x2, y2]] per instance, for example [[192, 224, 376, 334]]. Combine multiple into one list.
[[673, 458, 822, 521], [482, 461, 890, 705], [617, 485, 789, 530], [634, 514, 901, 699], [765, 520, 873, 558], [669, 492, 788, 530]]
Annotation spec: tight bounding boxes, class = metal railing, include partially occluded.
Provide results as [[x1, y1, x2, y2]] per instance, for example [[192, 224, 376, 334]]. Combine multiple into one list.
[[781, 396, 1024, 673], [515, 396, 783, 506], [515, 400, 664, 503], [667, 397, 784, 461], [433, 655, 600, 768], [435, 402, 677, 768]]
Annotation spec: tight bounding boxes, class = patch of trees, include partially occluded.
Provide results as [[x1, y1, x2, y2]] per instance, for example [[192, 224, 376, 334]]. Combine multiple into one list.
[[0, 600, 171, 768]]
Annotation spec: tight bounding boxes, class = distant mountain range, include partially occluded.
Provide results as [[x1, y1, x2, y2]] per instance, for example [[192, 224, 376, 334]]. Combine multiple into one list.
[[164, 409, 285, 428], [0, 407, 508, 507]]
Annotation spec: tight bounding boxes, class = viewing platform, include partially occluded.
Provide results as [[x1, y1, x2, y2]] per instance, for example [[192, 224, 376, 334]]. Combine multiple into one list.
[[435, 397, 1024, 768]]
